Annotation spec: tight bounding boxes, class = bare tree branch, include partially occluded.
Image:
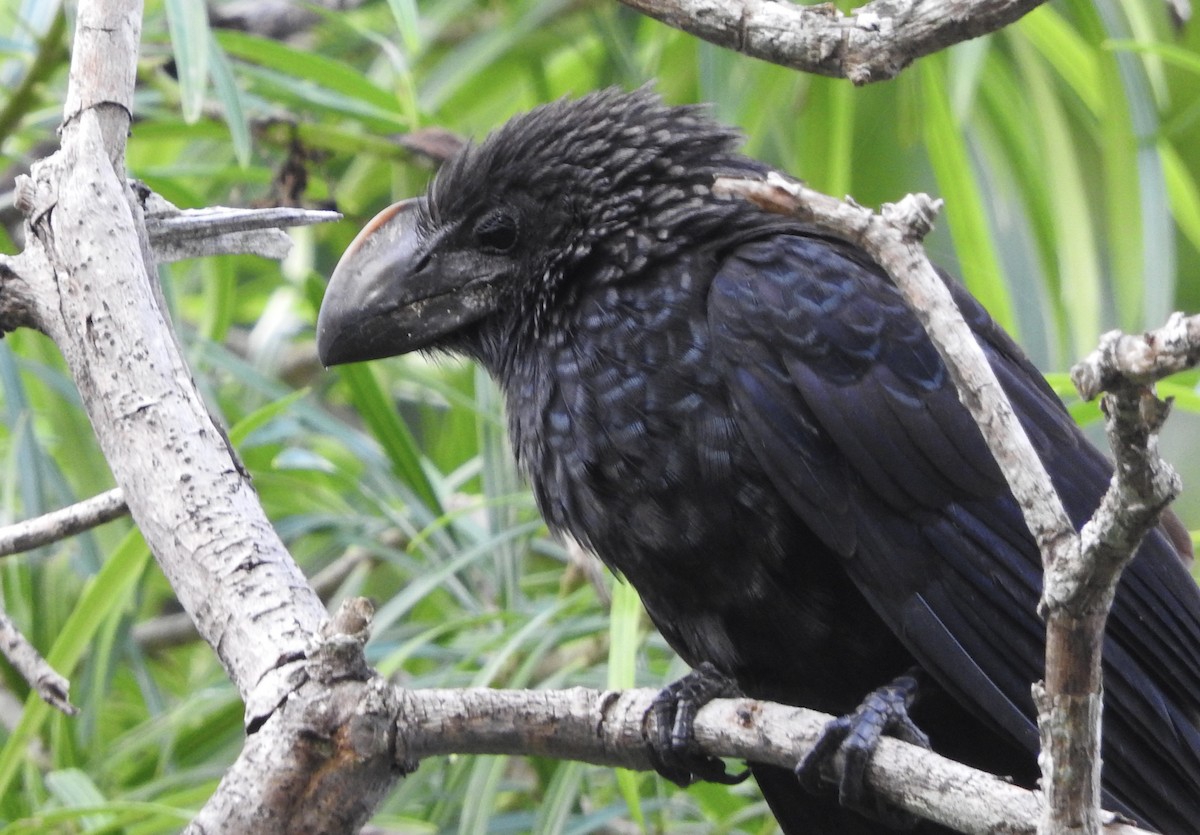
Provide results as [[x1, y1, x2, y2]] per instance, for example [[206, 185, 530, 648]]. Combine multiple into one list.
[[1072, 312, 1200, 399], [139, 189, 341, 263], [709, 172, 1178, 835], [0, 487, 127, 558], [0, 248, 51, 335], [6, 4, 378, 831], [187, 597, 1156, 835], [184, 600, 396, 834], [18, 0, 330, 732], [1023, 316, 1191, 833], [615, 0, 1051, 84], [0, 608, 76, 715], [392, 684, 1151, 835]]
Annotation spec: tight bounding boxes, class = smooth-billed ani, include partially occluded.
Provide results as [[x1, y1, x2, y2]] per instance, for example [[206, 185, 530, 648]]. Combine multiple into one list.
[[316, 88, 1200, 834]]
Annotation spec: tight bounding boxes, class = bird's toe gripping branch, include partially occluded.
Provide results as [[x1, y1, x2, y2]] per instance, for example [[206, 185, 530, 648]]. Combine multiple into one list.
[[645, 662, 749, 787], [795, 671, 930, 828]]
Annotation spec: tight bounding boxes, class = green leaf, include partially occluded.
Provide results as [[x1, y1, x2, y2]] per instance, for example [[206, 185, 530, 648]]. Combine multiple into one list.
[[231, 62, 407, 131], [1160, 140, 1200, 256], [418, 0, 575, 112], [476, 368, 521, 607], [1107, 38, 1200, 76], [1012, 37, 1104, 358], [215, 29, 399, 114], [534, 761, 585, 835], [608, 581, 646, 826], [386, 0, 423, 57], [1091, 1, 1161, 332], [0, 800, 192, 833], [227, 388, 310, 448], [163, 0, 210, 123], [44, 769, 110, 831], [1018, 6, 1102, 115], [975, 52, 1065, 358], [198, 258, 236, 344], [337, 362, 441, 514], [0, 528, 151, 802], [206, 33, 251, 168], [607, 581, 641, 691], [1159, 380, 1200, 415], [459, 756, 507, 835], [823, 79, 855, 199], [371, 519, 544, 634], [920, 56, 1016, 334]]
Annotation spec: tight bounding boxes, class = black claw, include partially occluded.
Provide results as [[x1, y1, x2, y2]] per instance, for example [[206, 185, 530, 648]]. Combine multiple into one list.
[[645, 662, 749, 786], [795, 672, 930, 828]]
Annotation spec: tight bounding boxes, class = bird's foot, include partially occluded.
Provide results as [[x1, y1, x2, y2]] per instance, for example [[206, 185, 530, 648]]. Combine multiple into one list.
[[645, 662, 750, 787], [795, 671, 930, 829]]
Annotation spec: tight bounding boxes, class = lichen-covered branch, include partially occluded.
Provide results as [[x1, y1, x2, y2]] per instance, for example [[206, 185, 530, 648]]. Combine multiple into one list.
[[1071, 312, 1200, 399], [616, 0, 1051, 84]]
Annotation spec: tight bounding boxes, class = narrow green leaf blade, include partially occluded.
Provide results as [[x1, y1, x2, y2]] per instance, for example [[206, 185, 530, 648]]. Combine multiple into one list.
[[163, 0, 210, 123], [385, 0, 423, 57], [207, 33, 251, 168], [216, 29, 399, 113], [920, 57, 1016, 334], [228, 388, 310, 448], [608, 580, 646, 826], [338, 362, 441, 515], [0, 528, 150, 801], [1160, 140, 1200, 256]]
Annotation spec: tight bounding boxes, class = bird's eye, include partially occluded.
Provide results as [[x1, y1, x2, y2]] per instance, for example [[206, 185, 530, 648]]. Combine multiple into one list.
[[474, 209, 519, 252]]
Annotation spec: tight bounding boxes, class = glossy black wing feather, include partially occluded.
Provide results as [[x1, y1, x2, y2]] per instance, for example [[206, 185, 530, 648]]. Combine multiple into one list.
[[708, 233, 1200, 833]]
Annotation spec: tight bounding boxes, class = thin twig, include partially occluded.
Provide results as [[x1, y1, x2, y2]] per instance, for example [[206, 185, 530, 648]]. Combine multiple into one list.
[[1025, 319, 1192, 830], [1071, 312, 1200, 399], [0, 608, 76, 715], [139, 190, 342, 262], [0, 487, 127, 558]]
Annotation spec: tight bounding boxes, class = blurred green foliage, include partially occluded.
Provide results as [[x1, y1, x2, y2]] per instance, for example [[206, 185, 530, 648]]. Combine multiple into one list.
[[0, 0, 1199, 830]]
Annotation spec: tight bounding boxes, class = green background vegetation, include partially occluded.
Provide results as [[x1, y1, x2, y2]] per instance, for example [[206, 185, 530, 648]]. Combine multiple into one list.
[[1, 0, 1199, 830]]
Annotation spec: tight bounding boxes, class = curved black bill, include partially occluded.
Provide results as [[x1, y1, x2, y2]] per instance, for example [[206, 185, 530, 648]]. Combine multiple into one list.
[[317, 199, 425, 366]]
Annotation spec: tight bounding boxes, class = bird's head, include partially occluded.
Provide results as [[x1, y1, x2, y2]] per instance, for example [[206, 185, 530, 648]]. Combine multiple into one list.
[[316, 87, 769, 368]]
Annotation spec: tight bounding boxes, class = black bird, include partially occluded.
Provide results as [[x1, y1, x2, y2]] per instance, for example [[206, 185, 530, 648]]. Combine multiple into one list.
[[316, 88, 1200, 833]]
